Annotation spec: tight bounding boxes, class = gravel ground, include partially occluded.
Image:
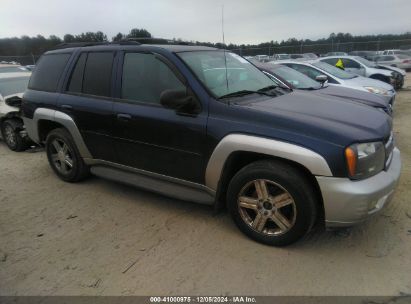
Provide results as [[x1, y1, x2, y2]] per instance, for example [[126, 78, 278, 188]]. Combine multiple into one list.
[[0, 75, 411, 296]]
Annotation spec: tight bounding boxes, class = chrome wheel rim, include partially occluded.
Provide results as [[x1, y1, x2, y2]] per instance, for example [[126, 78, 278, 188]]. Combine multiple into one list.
[[50, 139, 74, 175], [4, 125, 16, 147], [238, 179, 297, 236]]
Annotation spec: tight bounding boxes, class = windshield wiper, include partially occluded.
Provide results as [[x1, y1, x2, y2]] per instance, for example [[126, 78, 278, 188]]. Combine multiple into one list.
[[218, 89, 275, 100], [300, 86, 321, 90], [257, 85, 278, 92]]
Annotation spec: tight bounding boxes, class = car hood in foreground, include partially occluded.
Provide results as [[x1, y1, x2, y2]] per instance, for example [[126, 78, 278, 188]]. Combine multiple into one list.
[[232, 90, 391, 146], [312, 85, 389, 108]]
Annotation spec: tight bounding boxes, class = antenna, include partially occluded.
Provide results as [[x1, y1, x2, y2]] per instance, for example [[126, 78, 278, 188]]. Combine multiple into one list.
[[222, 5, 229, 91]]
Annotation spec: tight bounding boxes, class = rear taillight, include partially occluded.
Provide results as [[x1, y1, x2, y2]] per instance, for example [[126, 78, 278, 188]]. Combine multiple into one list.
[[403, 60, 411, 63]]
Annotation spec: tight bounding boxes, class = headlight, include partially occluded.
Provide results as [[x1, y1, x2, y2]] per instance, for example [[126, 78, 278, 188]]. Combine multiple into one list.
[[345, 142, 385, 180], [363, 86, 389, 96]]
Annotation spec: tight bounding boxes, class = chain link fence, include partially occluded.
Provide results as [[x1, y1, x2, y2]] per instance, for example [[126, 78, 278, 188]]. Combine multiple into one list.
[[1, 39, 411, 64], [231, 39, 411, 57]]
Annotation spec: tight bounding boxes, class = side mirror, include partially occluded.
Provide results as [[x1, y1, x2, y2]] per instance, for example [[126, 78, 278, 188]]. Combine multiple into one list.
[[160, 89, 200, 115], [315, 75, 328, 83]]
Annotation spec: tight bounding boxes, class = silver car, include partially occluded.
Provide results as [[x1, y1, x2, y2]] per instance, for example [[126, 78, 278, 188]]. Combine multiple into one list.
[[319, 56, 395, 85], [276, 60, 396, 105], [374, 54, 411, 71]]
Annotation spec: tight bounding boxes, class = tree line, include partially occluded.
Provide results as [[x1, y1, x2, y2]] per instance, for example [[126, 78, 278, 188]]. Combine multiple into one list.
[[1, 28, 411, 57]]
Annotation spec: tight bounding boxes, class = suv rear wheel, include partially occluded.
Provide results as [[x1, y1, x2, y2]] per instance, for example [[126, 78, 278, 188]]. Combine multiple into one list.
[[227, 160, 318, 246], [45, 128, 89, 182]]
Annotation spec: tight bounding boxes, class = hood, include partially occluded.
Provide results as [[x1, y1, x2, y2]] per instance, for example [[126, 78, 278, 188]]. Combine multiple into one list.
[[313, 85, 389, 108], [233, 90, 392, 146], [367, 67, 393, 77], [377, 64, 406, 76], [344, 75, 394, 91]]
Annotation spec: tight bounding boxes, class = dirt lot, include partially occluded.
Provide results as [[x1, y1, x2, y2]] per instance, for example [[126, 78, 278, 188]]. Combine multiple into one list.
[[1, 76, 411, 297]]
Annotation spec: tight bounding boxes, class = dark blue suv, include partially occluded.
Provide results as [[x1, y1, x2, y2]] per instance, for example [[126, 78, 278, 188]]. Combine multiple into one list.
[[22, 43, 401, 246]]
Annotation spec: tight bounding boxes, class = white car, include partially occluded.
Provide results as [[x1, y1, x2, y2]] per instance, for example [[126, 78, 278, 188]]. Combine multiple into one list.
[[374, 54, 411, 71], [319, 56, 396, 86], [275, 60, 396, 105], [0, 72, 32, 151]]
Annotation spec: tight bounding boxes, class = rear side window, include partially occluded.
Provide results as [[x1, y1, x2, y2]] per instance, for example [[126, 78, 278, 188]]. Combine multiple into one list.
[[28, 53, 70, 92], [121, 52, 185, 104], [67, 53, 87, 93], [66, 52, 114, 97], [83, 53, 114, 97]]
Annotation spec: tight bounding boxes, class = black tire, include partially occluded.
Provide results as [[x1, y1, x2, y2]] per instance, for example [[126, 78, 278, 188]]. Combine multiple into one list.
[[227, 160, 318, 246], [45, 128, 89, 182], [1, 119, 30, 152]]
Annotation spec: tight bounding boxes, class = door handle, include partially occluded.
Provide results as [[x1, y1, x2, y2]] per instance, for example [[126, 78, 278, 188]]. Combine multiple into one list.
[[61, 104, 73, 111], [117, 113, 132, 121]]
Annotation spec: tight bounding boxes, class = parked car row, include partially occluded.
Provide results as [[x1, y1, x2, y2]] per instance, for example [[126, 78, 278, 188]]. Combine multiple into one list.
[[0, 42, 402, 247]]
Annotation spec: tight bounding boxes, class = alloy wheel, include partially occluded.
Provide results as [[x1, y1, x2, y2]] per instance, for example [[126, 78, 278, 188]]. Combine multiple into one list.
[[49, 138, 74, 175], [237, 179, 297, 235]]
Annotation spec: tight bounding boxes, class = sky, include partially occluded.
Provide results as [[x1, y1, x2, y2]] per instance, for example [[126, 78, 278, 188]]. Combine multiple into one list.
[[1, 0, 410, 44]]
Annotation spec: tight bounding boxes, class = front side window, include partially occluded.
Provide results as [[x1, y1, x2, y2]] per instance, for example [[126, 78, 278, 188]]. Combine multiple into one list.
[[269, 65, 321, 89], [121, 53, 185, 104], [311, 62, 356, 79], [178, 51, 275, 98], [28, 53, 71, 92]]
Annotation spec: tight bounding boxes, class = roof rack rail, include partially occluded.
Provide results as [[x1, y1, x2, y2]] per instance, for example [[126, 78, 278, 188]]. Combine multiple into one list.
[[53, 42, 111, 49], [124, 37, 195, 46]]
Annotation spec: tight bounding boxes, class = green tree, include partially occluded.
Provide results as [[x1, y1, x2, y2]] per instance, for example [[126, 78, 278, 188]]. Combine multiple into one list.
[[127, 28, 152, 39]]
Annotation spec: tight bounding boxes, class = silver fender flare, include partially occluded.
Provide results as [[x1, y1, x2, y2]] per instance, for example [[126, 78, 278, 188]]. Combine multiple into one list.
[[24, 108, 92, 158], [205, 134, 333, 191]]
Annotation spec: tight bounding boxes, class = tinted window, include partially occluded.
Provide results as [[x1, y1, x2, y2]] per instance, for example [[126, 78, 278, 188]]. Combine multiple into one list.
[[121, 53, 185, 104], [67, 53, 87, 93], [82, 52, 114, 97], [342, 59, 361, 69], [28, 53, 70, 92]]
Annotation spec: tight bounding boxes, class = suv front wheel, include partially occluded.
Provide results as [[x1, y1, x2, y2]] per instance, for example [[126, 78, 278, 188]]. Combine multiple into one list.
[[227, 160, 318, 246], [45, 128, 89, 182]]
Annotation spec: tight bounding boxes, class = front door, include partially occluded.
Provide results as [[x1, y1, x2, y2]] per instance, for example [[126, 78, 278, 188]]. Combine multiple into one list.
[[112, 52, 207, 184]]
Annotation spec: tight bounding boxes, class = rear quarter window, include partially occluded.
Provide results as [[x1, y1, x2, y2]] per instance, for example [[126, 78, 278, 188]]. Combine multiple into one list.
[[28, 53, 71, 92]]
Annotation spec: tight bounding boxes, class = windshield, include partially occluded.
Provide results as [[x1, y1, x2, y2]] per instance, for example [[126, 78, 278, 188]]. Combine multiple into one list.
[[270, 65, 321, 89], [312, 61, 357, 79], [354, 56, 377, 68], [178, 51, 276, 98], [0, 76, 30, 97]]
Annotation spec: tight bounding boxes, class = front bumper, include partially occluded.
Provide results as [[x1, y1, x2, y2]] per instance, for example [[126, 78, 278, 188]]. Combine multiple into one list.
[[316, 147, 401, 227]]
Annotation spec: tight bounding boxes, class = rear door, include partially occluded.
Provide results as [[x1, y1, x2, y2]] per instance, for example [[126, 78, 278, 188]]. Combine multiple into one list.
[[58, 51, 116, 161], [112, 51, 208, 183]]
